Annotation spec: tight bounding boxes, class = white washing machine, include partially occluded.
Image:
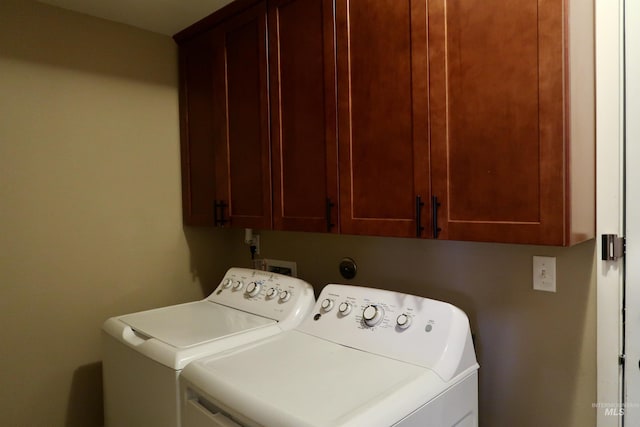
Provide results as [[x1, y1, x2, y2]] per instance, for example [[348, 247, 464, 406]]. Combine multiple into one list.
[[180, 284, 479, 427], [102, 267, 315, 427]]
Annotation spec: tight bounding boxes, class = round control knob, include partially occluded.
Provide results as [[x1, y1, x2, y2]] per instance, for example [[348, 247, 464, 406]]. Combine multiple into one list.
[[266, 287, 279, 299], [362, 305, 384, 327], [396, 313, 412, 329], [278, 290, 291, 302], [338, 302, 352, 316], [232, 280, 244, 291], [321, 298, 334, 312], [222, 278, 233, 289], [246, 281, 261, 297]]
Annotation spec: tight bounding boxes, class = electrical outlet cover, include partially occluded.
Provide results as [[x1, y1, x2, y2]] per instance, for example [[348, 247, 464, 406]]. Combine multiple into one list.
[[263, 259, 297, 277], [533, 256, 556, 293]]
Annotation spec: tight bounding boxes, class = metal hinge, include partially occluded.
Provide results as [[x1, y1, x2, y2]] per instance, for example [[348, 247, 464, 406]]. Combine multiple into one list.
[[602, 234, 626, 261], [619, 354, 626, 366]]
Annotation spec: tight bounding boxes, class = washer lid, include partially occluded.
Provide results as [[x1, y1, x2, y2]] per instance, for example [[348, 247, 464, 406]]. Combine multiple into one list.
[[119, 301, 275, 348], [185, 331, 448, 427]]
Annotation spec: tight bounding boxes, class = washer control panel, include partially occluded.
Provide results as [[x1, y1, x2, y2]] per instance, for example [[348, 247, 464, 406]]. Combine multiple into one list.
[[208, 268, 315, 325], [299, 284, 476, 379]]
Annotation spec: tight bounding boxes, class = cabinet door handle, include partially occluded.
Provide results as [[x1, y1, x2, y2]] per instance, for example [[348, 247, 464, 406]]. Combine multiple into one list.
[[214, 200, 229, 227], [219, 201, 228, 226], [416, 196, 425, 237], [432, 196, 442, 239], [326, 198, 335, 232]]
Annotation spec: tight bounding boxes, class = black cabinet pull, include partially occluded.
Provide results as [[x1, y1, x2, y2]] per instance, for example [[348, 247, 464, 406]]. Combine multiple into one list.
[[219, 201, 228, 226], [326, 198, 335, 232], [416, 196, 425, 237], [432, 196, 442, 239], [214, 200, 229, 227]]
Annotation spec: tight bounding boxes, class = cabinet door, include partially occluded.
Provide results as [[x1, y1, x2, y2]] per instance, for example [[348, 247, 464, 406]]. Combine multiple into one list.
[[336, 0, 430, 238], [269, 0, 338, 232], [428, 0, 567, 244], [212, 1, 272, 229], [178, 30, 217, 226]]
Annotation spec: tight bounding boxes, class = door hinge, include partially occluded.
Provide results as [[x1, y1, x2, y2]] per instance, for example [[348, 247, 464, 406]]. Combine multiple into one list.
[[619, 354, 626, 366], [602, 234, 626, 261]]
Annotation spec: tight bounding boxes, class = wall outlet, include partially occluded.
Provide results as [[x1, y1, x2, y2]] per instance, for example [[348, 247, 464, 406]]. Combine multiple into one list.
[[244, 229, 260, 255], [533, 256, 556, 292], [251, 234, 260, 255], [259, 259, 297, 277]]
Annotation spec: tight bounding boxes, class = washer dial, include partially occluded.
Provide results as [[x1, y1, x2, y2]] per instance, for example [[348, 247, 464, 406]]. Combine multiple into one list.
[[246, 281, 261, 297], [362, 305, 384, 327], [396, 313, 412, 329], [266, 287, 279, 299], [321, 299, 334, 312], [278, 290, 291, 302], [338, 302, 352, 316], [232, 280, 244, 291]]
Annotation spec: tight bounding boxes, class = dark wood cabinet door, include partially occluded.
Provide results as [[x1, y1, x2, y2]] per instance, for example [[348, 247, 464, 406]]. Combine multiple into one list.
[[269, 0, 338, 233], [428, 0, 576, 245], [178, 30, 216, 226], [212, 1, 272, 229], [336, 0, 430, 238]]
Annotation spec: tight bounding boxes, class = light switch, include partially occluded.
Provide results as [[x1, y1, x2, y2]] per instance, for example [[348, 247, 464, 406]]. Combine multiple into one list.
[[533, 256, 556, 292]]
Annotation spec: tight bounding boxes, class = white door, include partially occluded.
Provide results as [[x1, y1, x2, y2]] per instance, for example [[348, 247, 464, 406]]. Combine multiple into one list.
[[624, 0, 640, 423]]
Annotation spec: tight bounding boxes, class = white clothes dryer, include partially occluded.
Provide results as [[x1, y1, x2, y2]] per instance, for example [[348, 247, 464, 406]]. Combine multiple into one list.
[[102, 268, 315, 427], [180, 284, 479, 427]]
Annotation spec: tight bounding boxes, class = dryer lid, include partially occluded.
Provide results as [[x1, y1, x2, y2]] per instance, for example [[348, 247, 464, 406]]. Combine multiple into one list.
[[119, 300, 275, 348], [183, 331, 448, 427]]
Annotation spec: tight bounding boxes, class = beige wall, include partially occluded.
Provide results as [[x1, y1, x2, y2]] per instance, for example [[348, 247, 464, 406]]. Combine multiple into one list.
[[0, 1, 597, 427], [226, 229, 597, 427], [0, 1, 227, 425]]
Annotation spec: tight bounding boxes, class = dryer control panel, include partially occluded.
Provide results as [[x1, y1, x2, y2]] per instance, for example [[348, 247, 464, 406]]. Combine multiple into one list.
[[298, 284, 478, 382], [208, 268, 315, 330]]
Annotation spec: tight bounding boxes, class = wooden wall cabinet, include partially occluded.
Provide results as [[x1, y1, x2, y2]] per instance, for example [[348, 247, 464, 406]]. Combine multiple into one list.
[[270, 0, 432, 237], [336, 0, 431, 238], [176, 0, 594, 246], [268, 0, 339, 233], [427, 0, 595, 245], [177, 1, 271, 229], [178, 29, 217, 226]]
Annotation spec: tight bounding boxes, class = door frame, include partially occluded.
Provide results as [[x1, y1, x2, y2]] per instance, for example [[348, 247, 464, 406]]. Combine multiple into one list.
[[622, 0, 640, 424], [596, 0, 625, 425]]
